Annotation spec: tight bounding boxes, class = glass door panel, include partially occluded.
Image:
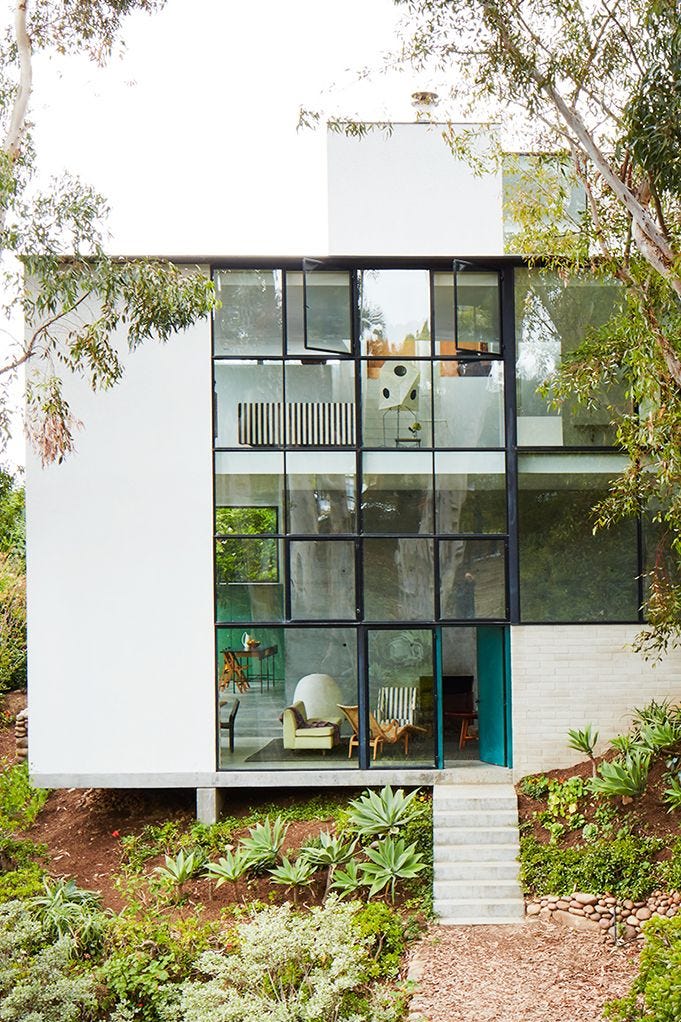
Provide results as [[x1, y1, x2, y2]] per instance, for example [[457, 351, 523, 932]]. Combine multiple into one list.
[[366, 629, 435, 767]]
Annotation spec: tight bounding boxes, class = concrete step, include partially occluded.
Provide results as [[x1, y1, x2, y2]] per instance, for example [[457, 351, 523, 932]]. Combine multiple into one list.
[[434, 826, 521, 846], [435, 898, 526, 922], [435, 796, 518, 812], [432, 781, 524, 925], [435, 809, 519, 828], [434, 860, 520, 881], [433, 842, 519, 863], [439, 916, 527, 926], [434, 879, 524, 900]]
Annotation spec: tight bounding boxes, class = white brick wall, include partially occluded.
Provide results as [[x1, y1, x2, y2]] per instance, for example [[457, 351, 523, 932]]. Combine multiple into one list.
[[511, 625, 681, 777]]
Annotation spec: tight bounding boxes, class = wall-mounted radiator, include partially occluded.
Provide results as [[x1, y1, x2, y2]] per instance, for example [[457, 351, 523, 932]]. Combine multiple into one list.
[[237, 401, 356, 447]]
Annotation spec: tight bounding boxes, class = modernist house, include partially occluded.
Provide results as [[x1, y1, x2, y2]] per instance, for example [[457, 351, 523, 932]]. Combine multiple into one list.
[[25, 116, 681, 823]]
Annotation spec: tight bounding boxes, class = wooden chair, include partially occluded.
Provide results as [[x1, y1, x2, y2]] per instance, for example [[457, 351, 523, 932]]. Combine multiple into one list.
[[219, 651, 249, 693], [338, 704, 426, 760]]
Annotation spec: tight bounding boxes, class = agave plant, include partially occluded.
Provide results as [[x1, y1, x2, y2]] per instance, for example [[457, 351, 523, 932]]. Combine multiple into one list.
[[360, 836, 426, 903], [632, 698, 681, 733], [638, 719, 681, 754], [328, 857, 364, 900], [239, 816, 288, 870], [610, 734, 638, 756], [154, 848, 205, 892], [347, 786, 423, 838], [300, 831, 358, 897], [269, 856, 318, 905], [589, 749, 650, 800], [663, 775, 681, 812], [205, 848, 252, 901], [566, 725, 599, 776]]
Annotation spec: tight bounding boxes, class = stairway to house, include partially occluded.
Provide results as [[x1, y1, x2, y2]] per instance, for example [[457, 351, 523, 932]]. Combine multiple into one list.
[[433, 782, 525, 925]]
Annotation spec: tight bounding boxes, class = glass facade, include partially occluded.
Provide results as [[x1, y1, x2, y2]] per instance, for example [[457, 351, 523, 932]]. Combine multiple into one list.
[[212, 262, 647, 771]]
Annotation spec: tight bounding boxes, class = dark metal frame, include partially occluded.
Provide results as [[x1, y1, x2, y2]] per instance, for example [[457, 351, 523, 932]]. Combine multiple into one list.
[[211, 257, 649, 772]]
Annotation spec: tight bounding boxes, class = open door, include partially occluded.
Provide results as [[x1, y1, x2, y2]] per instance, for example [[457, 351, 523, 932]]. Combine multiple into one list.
[[476, 625, 512, 767]]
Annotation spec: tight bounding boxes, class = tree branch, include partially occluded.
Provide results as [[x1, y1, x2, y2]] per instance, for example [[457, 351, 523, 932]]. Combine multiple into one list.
[[4, 0, 33, 161], [0, 288, 94, 377]]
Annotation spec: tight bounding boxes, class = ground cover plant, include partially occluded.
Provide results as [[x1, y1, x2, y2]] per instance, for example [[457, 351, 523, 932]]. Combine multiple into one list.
[[0, 768, 431, 1021], [604, 915, 681, 1021]]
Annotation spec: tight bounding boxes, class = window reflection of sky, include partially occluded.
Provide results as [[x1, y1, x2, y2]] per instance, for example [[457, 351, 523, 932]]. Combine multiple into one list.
[[360, 270, 430, 351]]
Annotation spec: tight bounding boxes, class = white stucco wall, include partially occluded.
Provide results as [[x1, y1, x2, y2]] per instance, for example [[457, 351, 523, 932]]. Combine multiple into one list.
[[511, 624, 681, 776], [327, 123, 504, 256], [26, 276, 215, 783]]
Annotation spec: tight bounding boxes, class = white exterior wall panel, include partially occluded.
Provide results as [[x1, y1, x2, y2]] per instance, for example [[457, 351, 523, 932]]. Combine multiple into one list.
[[511, 625, 681, 776], [327, 123, 504, 256], [26, 286, 215, 782]]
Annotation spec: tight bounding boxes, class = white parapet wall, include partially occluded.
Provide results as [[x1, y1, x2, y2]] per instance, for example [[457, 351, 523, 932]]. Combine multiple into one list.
[[511, 624, 681, 777], [26, 274, 216, 784], [327, 122, 504, 256]]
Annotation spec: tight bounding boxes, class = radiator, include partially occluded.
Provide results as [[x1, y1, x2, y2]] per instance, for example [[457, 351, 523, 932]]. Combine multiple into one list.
[[238, 401, 355, 446]]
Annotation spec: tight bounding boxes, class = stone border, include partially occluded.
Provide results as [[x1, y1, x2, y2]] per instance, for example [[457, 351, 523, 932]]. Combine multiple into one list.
[[15, 708, 27, 762], [526, 891, 680, 941]]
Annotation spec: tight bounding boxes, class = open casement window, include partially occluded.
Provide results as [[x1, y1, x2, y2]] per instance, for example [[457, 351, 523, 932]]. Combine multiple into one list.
[[302, 260, 353, 355], [434, 262, 502, 357]]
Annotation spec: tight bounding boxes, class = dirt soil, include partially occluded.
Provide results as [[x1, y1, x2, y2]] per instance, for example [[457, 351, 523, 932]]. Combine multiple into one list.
[[517, 750, 681, 846], [410, 919, 639, 1022]]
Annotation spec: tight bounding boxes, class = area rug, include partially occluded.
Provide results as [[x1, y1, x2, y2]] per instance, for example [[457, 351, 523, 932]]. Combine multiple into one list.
[[245, 739, 349, 764]]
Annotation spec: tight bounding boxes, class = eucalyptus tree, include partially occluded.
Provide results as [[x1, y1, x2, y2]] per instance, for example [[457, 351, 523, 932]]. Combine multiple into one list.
[[304, 0, 681, 655], [0, 0, 215, 464]]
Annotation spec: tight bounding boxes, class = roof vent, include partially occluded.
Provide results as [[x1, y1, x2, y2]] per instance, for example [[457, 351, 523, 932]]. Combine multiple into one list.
[[411, 91, 439, 121]]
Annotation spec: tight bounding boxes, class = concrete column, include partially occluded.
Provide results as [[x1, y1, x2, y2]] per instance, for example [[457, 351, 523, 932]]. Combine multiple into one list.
[[196, 787, 225, 824]]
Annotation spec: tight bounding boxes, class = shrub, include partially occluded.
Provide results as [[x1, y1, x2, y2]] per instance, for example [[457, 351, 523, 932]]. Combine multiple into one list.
[[519, 834, 663, 899], [0, 553, 26, 692], [519, 774, 550, 799], [659, 838, 681, 892], [353, 902, 406, 979], [102, 904, 216, 1019], [604, 915, 681, 1021], [0, 901, 97, 1022], [663, 775, 681, 811], [0, 834, 46, 872], [0, 761, 48, 831], [0, 863, 45, 901], [101, 949, 178, 1022], [538, 776, 587, 842], [30, 878, 109, 955], [177, 901, 404, 1022], [105, 908, 218, 977], [119, 821, 184, 873]]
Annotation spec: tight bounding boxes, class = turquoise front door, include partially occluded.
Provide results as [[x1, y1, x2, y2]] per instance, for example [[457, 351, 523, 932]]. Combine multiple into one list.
[[476, 625, 512, 767]]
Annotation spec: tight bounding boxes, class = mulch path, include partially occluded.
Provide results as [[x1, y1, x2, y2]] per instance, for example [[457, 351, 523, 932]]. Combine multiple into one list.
[[409, 919, 639, 1022]]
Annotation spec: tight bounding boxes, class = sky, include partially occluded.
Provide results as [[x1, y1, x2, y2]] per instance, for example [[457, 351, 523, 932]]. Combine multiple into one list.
[[30, 0, 425, 255], [5, 0, 443, 468]]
